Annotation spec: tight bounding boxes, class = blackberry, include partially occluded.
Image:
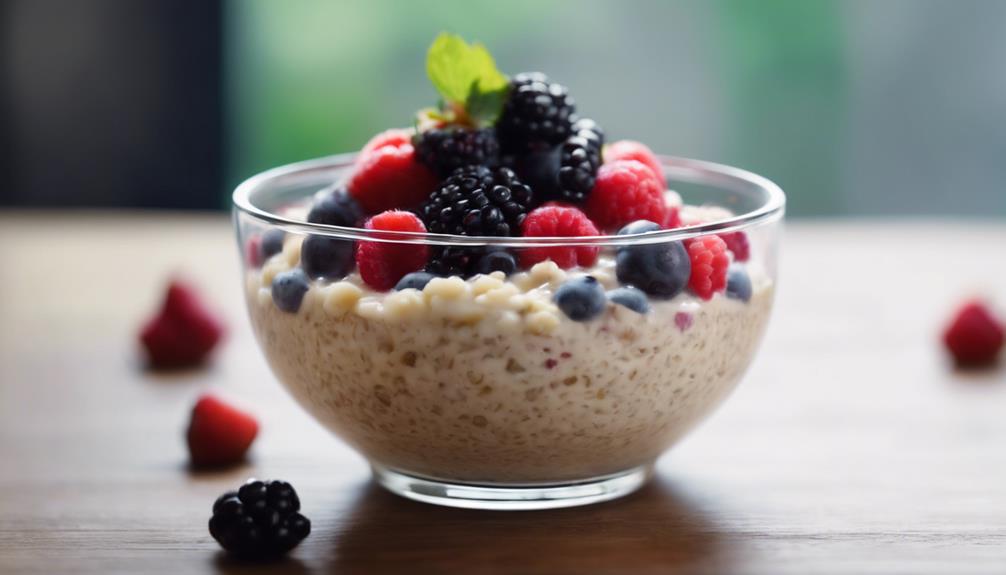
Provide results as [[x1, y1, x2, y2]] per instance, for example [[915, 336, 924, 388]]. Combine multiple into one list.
[[555, 118, 604, 202], [209, 479, 311, 559], [498, 72, 576, 151], [414, 127, 500, 177], [419, 166, 533, 237], [420, 165, 531, 277]]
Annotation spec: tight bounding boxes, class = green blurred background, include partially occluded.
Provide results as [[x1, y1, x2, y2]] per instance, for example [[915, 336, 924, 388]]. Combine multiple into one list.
[[5, 0, 1006, 217]]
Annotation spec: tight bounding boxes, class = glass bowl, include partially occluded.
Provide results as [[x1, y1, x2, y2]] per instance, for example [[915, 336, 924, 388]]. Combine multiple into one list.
[[233, 153, 784, 510]]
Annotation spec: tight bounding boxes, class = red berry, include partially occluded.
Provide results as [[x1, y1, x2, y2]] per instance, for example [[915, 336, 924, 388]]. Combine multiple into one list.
[[244, 235, 263, 267], [605, 140, 664, 183], [663, 205, 682, 229], [686, 235, 730, 300], [943, 301, 1004, 366], [719, 231, 750, 262], [585, 160, 668, 232], [520, 206, 600, 269], [360, 128, 413, 157], [140, 280, 225, 368], [347, 143, 437, 214], [356, 211, 429, 291], [186, 394, 259, 468]]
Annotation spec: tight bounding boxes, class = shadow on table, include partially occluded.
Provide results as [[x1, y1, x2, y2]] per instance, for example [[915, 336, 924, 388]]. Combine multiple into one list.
[[325, 477, 736, 574]]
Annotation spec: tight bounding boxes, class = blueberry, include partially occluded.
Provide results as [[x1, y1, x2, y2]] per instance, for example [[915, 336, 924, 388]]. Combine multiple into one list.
[[554, 276, 606, 321], [725, 265, 752, 302], [395, 271, 437, 291], [616, 220, 662, 236], [300, 235, 354, 280], [608, 286, 650, 314], [260, 229, 286, 260], [475, 249, 517, 276], [307, 186, 363, 227], [271, 269, 310, 313], [615, 237, 690, 300]]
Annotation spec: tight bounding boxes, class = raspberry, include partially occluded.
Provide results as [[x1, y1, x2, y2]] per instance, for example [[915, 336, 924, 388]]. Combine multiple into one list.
[[604, 140, 664, 183], [663, 205, 682, 229], [347, 143, 437, 214], [585, 160, 668, 232], [519, 206, 600, 269], [719, 231, 750, 261], [943, 301, 1004, 366], [360, 128, 413, 157], [140, 280, 225, 368], [187, 394, 259, 468], [414, 127, 500, 177], [356, 211, 430, 291], [685, 235, 730, 300]]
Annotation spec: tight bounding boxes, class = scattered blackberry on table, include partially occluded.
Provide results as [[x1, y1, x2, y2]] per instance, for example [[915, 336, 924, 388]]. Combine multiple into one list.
[[307, 186, 364, 228], [209, 479, 310, 559], [497, 72, 576, 151], [414, 127, 500, 177], [554, 276, 607, 321]]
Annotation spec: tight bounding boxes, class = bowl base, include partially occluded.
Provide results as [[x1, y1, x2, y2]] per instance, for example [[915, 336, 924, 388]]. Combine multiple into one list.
[[371, 463, 652, 511]]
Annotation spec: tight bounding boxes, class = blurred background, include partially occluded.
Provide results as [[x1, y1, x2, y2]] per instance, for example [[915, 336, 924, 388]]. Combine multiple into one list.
[[2, 0, 1004, 217]]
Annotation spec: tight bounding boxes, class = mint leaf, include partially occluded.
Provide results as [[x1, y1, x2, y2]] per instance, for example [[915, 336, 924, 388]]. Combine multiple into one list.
[[466, 80, 508, 125], [426, 33, 474, 104], [425, 33, 508, 125]]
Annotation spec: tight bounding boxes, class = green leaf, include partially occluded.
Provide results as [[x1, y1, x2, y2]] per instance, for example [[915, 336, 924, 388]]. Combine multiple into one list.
[[425, 33, 508, 124], [466, 80, 508, 126]]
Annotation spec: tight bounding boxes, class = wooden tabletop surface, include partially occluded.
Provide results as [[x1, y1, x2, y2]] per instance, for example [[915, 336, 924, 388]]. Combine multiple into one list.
[[1, 212, 1004, 574]]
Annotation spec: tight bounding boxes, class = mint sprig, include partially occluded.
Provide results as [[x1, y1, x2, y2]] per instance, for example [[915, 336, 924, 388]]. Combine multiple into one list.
[[425, 33, 508, 126]]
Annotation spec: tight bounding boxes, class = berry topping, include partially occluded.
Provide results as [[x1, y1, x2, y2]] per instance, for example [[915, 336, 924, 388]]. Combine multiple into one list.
[[615, 220, 691, 300], [585, 160, 668, 232], [347, 143, 438, 214], [553, 276, 606, 321], [943, 300, 1004, 366], [209, 479, 310, 559], [719, 231, 750, 262], [356, 211, 430, 291], [608, 286, 650, 314], [414, 127, 500, 176], [425, 246, 480, 277], [420, 165, 533, 236], [187, 394, 258, 468], [475, 249, 518, 276], [271, 269, 310, 313], [686, 235, 730, 300], [260, 229, 286, 261], [394, 271, 437, 291], [604, 140, 663, 183], [519, 205, 600, 269], [498, 72, 575, 150], [360, 128, 413, 157], [300, 235, 354, 280], [555, 128, 603, 203], [139, 280, 225, 368], [663, 205, 682, 229], [245, 235, 263, 267], [725, 265, 752, 302], [307, 186, 364, 228]]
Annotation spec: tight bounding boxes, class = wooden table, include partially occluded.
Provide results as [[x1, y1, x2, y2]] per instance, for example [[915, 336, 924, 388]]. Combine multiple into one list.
[[1, 212, 1004, 574]]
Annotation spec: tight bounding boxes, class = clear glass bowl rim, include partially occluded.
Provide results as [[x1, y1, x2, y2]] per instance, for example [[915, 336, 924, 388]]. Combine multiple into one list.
[[232, 152, 785, 247]]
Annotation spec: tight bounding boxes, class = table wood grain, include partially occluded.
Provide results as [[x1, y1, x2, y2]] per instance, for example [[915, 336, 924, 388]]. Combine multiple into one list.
[[1, 212, 1005, 574]]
